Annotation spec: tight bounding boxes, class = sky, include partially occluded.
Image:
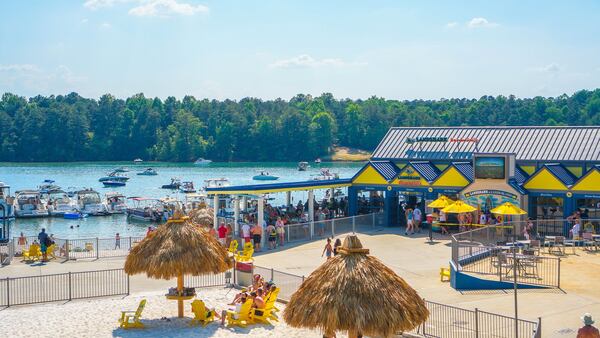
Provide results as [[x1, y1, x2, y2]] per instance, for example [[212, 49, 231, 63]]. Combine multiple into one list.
[[1, 0, 600, 100]]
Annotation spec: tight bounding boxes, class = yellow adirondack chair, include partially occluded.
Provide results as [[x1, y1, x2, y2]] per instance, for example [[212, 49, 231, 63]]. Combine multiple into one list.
[[119, 299, 146, 329], [46, 244, 56, 260], [225, 298, 254, 327], [252, 288, 280, 324], [235, 242, 254, 262], [228, 240, 238, 255], [22, 244, 41, 262], [189, 299, 215, 327]]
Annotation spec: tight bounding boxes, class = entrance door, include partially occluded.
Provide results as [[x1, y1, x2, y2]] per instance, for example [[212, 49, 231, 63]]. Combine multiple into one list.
[[532, 196, 564, 235], [397, 192, 425, 228]]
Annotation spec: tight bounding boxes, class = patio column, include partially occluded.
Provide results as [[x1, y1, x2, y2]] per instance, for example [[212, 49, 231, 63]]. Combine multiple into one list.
[[348, 186, 358, 216], [286, 191, 291, 206], [233, 195, 240, 236], [241, 196, 247, 212], [308, 190, 315, 238], [213, 194, 219, 230], [258, 195, 265, 247], [329, 188, 335, 202]]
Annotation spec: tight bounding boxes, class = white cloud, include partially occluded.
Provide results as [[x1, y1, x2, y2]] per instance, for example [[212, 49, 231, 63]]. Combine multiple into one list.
[[83, 0, 120, 10], [537, 63, 561, 73], [446, 22, 458, 29], [0, 64, 40, 72], [270, 54, 366, 69], [467, 17, 499, 28], [128, 0, 209, 17]]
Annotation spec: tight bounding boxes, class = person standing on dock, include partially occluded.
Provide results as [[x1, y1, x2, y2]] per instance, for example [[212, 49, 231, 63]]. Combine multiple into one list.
[[37, 228, 49, 262]]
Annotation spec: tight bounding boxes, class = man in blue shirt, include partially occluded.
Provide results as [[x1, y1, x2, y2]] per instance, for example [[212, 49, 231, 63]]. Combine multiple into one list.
[[38, 228, 49, 262]]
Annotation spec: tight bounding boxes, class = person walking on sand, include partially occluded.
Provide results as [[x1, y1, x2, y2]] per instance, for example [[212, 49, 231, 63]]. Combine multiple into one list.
[[18, 232, 28, 253], [322, 238, 333, 260], [578, 313, 600, 338], [115, 233, 120, 249], [413, 207, 422, 233], [405, 207, 414, 235]]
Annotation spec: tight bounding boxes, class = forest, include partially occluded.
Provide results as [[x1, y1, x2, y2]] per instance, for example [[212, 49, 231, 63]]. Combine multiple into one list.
[[1, 89, 600, 162]]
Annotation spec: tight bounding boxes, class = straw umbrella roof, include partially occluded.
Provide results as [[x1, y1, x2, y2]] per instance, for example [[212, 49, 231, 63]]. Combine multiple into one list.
[[188, 207, 214, 226], [283, 235, 428, 337], [124, 216, 232, 279]]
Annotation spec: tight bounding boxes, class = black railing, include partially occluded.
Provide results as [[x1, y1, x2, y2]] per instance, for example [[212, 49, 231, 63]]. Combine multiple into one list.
[[413, 300, 541, 338], [253, 265, 305, 301], [0, 268, 128, 307]]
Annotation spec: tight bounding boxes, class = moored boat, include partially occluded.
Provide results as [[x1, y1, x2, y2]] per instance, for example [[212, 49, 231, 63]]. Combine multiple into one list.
[[180, 181, 196, 193], [75, 189, 108, 216], [137, 168, 158, 176], [103, 180, 126, 187], [194, 158, 212, 166], [161, 178, 181, 190], [312, 168, 340, 181], [315, 158, 322, 164], [13, 190, 48, 218], [46, 189, 76, 216], [114, 167, 129, 173], [252, 170, 279, 181], [0, 182, 15, 220], [105, 192, 127, 214], [298, 161, 309, 171], [133, 158, 143, 163], [126, 197, 164, 222], [99, 171, 129, 182]]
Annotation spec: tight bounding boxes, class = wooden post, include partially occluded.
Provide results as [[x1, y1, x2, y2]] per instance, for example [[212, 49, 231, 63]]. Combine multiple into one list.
[[177, 273, 184, 318]]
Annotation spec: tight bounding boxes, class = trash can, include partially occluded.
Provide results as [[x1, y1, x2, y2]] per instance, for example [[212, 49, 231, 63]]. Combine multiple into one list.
[[235, 260, 254, 287]]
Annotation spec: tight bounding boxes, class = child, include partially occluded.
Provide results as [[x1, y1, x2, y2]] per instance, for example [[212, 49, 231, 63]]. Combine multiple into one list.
[[321, 238, 333, 260]]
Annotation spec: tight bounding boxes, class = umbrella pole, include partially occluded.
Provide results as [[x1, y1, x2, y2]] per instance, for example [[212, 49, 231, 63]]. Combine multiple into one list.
[[177, 273, 184, 318]]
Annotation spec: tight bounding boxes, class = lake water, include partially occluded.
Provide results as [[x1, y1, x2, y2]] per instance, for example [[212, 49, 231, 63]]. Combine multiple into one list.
[[0, 161, 363, 239]]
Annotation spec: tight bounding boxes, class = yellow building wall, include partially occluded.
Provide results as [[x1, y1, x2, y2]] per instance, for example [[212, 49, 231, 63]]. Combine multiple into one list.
[[432, 167, 470, 187], [566, 166, 583, 177], [435, 164, 449, 171], [352, 165, 389, 185], [572, 170, 600, 192], [523, 168, 568, 191], [391, 165, 428, 186], [520, 165, 536, 175]]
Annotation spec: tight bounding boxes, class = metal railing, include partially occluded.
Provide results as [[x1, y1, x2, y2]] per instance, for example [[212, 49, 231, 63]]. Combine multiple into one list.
[[0, 268, 129, 307], [0, 240, 14, 265], [253, 265, 305, 301], [411, 300, 541, 338]]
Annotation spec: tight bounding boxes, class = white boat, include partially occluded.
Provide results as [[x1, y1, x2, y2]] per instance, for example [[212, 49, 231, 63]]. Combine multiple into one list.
[[75, 189, 108, 216], [133, 158, 143, 163], [252, 170, 279, 181], [194, 158, 212, 166], [126, 197, 165, 222], [13, 190, 48, 218], [180, 181, 196, 193], [137, 168, 158, 176], [203, 178, 231, 189], [46, 189, 76, 216], [184, 193, 207, 211], [0, 182, 15, 220], [312, 168, 340, 181], [298, 161, 309, 171], [105, 192, 127, 214], [315, 158, 322, 164]]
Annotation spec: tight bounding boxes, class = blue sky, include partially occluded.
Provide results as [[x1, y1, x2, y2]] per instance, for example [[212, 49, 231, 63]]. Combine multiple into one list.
[[1, 0, 599, 100]]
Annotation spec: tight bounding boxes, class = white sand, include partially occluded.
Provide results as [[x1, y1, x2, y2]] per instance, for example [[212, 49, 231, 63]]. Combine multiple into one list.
[[0, 287, 330, 338]]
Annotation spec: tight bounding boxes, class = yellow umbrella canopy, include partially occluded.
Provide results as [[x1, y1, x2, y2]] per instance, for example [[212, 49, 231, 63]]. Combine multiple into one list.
[[441, 200, 477, 214], [490, 201, 526, 215], [283, 235, 429, 338], [124, 214, 232, 317], [427, 195, 452, 208]]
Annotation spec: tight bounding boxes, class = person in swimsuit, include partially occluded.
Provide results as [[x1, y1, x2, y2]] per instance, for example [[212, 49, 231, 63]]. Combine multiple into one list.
[[322, 238, 333, 259]]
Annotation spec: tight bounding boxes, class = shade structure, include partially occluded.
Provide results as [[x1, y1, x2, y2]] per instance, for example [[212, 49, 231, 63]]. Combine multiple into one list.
[[188, 207, 214, 226], [283, 235, 428, 338], [441, 200, 477, 214], [490, 202, 526, 216], [124, 215, 232, 317], [427, 195, 452, 208]]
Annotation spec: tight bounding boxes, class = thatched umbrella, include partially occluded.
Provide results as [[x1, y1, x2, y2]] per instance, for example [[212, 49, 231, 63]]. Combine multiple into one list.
[[284, 235, 428, 337], [188, 207, 214, 226], [124, 214, 232, 317]]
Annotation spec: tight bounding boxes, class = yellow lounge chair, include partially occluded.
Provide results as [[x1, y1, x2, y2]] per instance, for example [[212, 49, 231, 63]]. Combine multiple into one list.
[[251, 288, 280, 324], [225, 298, 253, 327], [22, 244, 41, 262], [440, 267, 450, 282], [46, 244, 56, 260], [189, 299, 215, 327], [119, 299, 146, 329], [228, 240, 239, 255], [235, 242, 254, 262]]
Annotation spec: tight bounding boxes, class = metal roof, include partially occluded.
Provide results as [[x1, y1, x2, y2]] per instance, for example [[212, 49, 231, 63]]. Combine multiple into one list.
[[408, 161, 440, 182], [544, 163, 577, 186], [371, 126, 600, 162], [452, 162, 474, 181], [370, 161, 401, 181], [514, 166, 529, 184]]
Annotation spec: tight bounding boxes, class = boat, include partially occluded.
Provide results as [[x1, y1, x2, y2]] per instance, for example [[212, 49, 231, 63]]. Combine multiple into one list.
[[46, 189, 76, 216], [137, 168, 158, 176], [133, 158, 143, 163], [312, 168, 340, 181], [315, 158, 322, 164], [126, 197, 165, 222], [75, 189, 108, 216], [194, 158, 212, 166], [105, 192, 127, 214], [64, 211, 88, 219], [161, 178, 181, 190], [98, 171, 129, 182], [103, 180, 126, 187], [114, 167, 129, 173], [185, 193, 207, 211], [252, 170, 279, 181], [180, 181, 196, 193], [204, 178, 235, 216], [13, 190, 48, 218], [298, 161, 309, 171], [0, 182, 15, 220], [38, 179, 61, 193], [203, 178, 231, 189]]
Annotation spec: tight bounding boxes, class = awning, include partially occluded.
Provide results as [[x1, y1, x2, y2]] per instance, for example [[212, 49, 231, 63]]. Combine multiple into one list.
[[205, 178, 352, 195]]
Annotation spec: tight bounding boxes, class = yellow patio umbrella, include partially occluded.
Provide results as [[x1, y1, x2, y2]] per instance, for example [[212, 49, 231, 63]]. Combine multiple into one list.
[[490, 202, 526, 216], [427, 195, 452, 209], [441, 200, 477, 214]]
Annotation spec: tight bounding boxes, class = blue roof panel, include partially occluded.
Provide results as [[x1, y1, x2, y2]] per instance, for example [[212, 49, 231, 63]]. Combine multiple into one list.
[[514, 166, 529, 184], [409, 161, 441, 183], [544, 163, 577, 186], [370, 161, 401, 182], [453, 162, 474, 181]]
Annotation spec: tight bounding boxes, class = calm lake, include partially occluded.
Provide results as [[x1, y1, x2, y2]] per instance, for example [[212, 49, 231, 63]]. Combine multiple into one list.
[[1, 161, 364, 238]]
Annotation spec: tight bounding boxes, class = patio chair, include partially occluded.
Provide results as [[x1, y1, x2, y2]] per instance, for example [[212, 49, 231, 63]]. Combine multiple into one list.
[[227, 240, 238, 255], [582, 232, 597, 251], [189, 299, 216, 327], [496, 252, 514, 277], [563, 236, 576, 255], [518, 255, 539, 278], [119, 299, 146, 329], [224, 298, 254, 327], [529, 240, 542, 256], [22, 244, 41, 262], [251, 288, 280, 324], [548, 236, 565, 255], [235, 242, 254, 262]]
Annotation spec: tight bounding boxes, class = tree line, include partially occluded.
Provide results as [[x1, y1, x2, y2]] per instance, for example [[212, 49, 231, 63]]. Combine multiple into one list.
[[1, 89, 600, 162]]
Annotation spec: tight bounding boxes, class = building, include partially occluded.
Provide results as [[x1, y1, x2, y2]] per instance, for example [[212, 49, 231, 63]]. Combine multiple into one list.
[[348, 126, 600, 235]]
